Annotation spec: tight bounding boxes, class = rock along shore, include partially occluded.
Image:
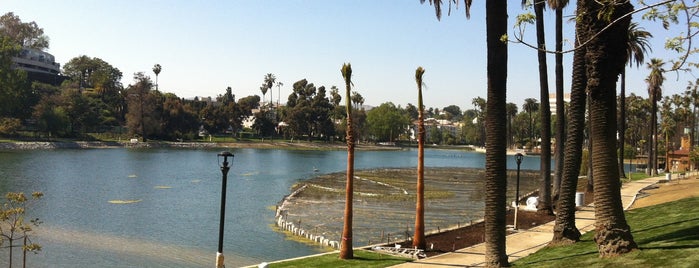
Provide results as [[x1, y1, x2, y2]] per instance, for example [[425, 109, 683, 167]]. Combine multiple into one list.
[[0, 141, 221, 150]]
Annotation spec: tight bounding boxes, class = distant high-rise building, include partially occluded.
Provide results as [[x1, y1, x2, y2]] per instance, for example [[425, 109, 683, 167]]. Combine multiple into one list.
[[548, 93, 571, 115]]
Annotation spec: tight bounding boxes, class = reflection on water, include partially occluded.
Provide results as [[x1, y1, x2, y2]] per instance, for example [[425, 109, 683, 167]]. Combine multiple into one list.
[[0, 148, 547, 267]]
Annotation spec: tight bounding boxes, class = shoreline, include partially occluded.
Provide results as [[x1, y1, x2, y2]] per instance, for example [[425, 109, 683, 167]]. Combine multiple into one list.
[[0, 140, 477, 151]]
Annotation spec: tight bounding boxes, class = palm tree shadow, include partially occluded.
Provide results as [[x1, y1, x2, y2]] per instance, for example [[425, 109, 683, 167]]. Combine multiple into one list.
[[516, 250, 598, 265], [636, 225, 699, 245]]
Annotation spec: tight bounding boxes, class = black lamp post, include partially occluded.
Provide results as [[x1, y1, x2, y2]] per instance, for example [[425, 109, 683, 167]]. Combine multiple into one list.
[[514, 153, 524, 230], [216, 151, 233, 268]]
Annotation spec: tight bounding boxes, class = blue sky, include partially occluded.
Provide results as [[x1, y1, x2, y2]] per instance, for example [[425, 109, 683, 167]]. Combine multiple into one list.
[[2, 1, 695, 111]]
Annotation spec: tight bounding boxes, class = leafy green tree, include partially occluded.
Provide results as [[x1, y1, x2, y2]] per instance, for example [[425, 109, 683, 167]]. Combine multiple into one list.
[[1, 192, 44, 268], [125, 72, 158, 141], [366, 102, 409, 142], [284, 79, 334, 141], [404, 103, 419, 121], [0, 12, 49, 50], [0, 35, 32, 120], [32, 93, 71, 138], [160, 94, 199, 140], [62, 56, 123, 95], [442, 105, 462, 121], [252, 110, 276, 137]]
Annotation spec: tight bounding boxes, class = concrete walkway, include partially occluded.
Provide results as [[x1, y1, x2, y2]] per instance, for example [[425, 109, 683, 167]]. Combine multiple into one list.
[[389, 176, 664, 268]]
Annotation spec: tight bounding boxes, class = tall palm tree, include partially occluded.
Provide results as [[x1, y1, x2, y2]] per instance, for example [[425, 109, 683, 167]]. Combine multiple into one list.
[[528, 0, 553, 215], [482, 1, 509, 264], [506, 103, 518, 148], [547, 0, 569, 200], [264, 73, 276, 109], [420, 1, 510, 266], [619, 22, 652, 178], [580, 0, 638, 255], [152, 64, 161, 91], [551, 36, 586, 244], [646, 58, 665, 176], [413, 66, 427, 250], [339, 63, 355, 260], [523, 98, 539, 149], [259, 84, 268, 108], [276, 81, 284, 107]]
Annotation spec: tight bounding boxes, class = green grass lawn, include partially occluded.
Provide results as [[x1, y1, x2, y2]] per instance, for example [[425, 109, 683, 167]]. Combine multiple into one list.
[[266, 249, 411, 268], [513, 196, 699, 267]]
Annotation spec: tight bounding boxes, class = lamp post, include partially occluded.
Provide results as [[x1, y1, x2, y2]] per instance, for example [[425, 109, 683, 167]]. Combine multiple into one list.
[[216, 151, 234, 268], [514, 153, 524, 230]]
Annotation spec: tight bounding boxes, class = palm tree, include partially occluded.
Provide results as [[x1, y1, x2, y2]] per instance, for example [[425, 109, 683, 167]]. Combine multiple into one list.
[[506, 103, 518, 148], [152, 64, 161, 91], [619, 22, 652, 178], [580, 0, 637, 255], [259, 84, 268, 108], [551, 36, 585, 244], [276, 81, 284, 107], [413, 66, 427, 250], [646, 58, 665, 176], [420, 1, 510, 266], [547, 0, 569, 204], [339, 63, 354, 260], [264, 73, 276, 109], [482, 2, 509, 264], [529, 0, 553, 215], [523, 98, 539, 150]]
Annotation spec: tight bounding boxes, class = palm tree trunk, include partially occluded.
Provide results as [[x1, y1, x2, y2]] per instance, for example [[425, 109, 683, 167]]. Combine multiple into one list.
[[413, 67, 426, 250], [534, 0, 553, 215], [553, 6, 565, 201], [484, 1, 509, 266], [339, 63, 354, 259], [551, 36, 585, 244], [618, 70, 627, 178], [581, 0, 638, 256]]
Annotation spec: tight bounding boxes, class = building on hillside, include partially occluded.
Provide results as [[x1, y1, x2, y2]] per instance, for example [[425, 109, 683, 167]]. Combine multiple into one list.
[[410, 118, 463, 143], [667, 135, 693, 172], [11, 47, 67, 85]]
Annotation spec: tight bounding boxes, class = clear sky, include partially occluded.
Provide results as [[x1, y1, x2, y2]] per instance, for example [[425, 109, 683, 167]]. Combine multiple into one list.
[[2, 1, 696, 111]]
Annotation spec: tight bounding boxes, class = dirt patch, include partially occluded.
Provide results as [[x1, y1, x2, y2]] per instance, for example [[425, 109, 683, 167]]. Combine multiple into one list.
[[630, 175, 699, 209]]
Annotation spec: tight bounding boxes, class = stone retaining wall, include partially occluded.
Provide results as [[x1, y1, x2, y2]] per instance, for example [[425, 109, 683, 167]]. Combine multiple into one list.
[[275, 184, 340, 249]]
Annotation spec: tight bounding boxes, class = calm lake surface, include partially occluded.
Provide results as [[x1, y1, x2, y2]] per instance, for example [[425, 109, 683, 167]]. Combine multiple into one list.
[[0, 147, 545, 267]]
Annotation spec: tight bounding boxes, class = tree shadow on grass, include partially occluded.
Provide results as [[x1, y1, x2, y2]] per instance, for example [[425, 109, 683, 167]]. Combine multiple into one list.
[[632, 218, 699, 234], [636, 225, 699, 245], [514, 250, 598, 266]]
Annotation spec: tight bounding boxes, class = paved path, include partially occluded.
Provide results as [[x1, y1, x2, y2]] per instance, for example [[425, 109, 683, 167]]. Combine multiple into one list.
[[389, 176, 664, 268]]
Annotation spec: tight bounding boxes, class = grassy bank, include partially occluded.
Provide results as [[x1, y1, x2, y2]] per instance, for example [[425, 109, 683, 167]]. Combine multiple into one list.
[[261, 196, 699, 267], [513, 196, 699, 267], [266, 250, 410, 268]]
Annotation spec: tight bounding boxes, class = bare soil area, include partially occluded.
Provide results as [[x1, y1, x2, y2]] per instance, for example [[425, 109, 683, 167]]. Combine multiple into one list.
[[630, 176, 699, 209]]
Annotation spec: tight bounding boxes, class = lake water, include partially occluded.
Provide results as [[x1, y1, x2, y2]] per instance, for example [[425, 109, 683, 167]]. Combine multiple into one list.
[[0, 147, 545, 267]]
